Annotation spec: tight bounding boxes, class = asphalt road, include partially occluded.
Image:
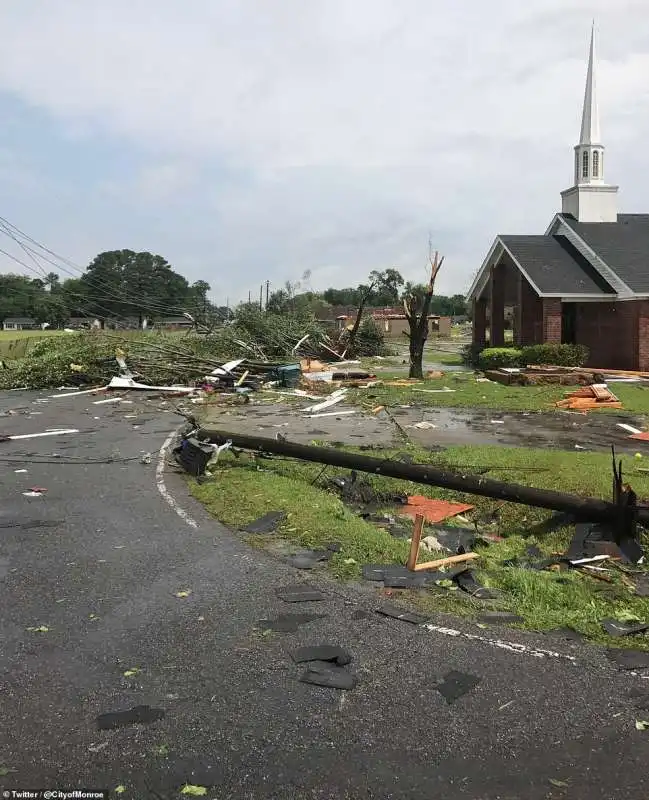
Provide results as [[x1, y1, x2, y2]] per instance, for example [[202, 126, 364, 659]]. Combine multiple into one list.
[[1, 389, 649, 800]]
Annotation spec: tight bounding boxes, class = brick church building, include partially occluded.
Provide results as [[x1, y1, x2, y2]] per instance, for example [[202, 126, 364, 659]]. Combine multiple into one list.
[[466, 25, 649, 371]]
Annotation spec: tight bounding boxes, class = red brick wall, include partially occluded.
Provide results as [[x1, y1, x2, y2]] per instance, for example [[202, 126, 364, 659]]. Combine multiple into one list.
[[542, 299, 562, 343], [638, 301, 649, 372], [576, 302, 638, 371]]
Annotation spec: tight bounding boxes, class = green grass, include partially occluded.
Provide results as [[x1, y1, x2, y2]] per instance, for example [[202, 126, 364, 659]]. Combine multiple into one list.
[[0, 330, 67, 339], [189, 442, 649, 647], [425, 349, 463, 366], [348, 372, 649, 416], [0, 330, 67, 359]]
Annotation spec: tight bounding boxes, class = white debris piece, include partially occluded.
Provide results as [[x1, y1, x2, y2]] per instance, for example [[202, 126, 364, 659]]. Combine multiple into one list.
[[412, 387, 456, 394], [408, 421, 437, 430], [618, 423, 643, 435], [569, 555, 610, 566], [305, 371, 335, 382], [115, 354, 134, 378], [212, 440, 233, 464], [292, 334, 310, 353], [108, 376, 195, 393], [302, 389, 347, 413], [211, 359, 245, 376], [7, 429, 79, 441], [48, 387, 107, 398], [93, 396, 123, 405], [307, 410, 357, 419]]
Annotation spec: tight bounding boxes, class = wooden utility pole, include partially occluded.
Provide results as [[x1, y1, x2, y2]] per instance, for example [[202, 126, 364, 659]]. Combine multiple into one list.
[[259, 284, 263, 311], [197, 429, 649, 526], [403, 246, 444, 379], [266, 280, 270, 308]]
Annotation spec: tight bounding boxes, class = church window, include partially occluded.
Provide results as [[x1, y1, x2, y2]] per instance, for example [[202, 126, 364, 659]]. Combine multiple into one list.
[[592, 150, 600, 178], [582, 150, 589, 179]]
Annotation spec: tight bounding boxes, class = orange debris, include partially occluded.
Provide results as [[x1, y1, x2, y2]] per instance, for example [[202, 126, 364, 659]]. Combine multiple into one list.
[[555, 384, 621, 411], [399, 495, 474, 524]]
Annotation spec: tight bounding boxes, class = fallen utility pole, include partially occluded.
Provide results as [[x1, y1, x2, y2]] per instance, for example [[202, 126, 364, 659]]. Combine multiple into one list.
[[196, 429, 649, 525]]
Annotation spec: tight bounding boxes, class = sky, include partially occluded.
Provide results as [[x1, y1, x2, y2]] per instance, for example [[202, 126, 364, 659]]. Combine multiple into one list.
[[0, 1, 648, 304]]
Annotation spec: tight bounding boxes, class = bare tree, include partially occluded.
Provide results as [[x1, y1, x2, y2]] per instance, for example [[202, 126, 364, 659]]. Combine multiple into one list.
[[344, 281, 376, 355], [403, 245, 445, 379]]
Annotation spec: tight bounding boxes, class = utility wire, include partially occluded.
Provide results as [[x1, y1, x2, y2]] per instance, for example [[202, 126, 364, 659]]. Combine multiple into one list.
[[0, 247, 138, 324], [0, 242, 193, 323], [0, 218, 200, 317]]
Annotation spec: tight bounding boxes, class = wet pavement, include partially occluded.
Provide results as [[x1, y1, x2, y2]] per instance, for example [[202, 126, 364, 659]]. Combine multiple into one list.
[[202, 399, 647, 455], [2, 388, 649, 798]]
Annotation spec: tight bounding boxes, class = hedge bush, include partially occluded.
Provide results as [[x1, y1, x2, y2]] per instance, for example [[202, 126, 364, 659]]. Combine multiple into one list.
[[478, 347, 523, 370], [520, 343, 589, 367]]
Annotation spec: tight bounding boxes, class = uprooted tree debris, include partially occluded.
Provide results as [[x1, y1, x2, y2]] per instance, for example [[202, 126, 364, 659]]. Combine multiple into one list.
[[0, 308, 389, 391]]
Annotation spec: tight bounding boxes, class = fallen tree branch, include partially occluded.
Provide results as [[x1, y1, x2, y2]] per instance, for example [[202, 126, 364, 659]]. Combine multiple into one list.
[[196, 428, 649, 524]]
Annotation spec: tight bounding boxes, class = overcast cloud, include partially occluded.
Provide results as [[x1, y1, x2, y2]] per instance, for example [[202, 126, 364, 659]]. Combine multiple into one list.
[[0, 0, 648, 302]]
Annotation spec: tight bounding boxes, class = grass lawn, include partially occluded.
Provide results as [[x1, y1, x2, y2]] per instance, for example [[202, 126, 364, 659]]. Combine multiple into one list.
[[0, 330, 67, 359], [190, 442, 649, 648], [0, 329, 67, 339], [348, 372, 649, 417]]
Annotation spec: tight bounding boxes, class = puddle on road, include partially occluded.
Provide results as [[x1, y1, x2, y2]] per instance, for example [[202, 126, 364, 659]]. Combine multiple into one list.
[[206, 401, 645, 454], [391, 407, 644, 453]]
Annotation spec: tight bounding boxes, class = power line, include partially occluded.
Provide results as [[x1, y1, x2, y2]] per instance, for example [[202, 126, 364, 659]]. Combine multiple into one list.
[[0, 246, 137, 323], [0, 217, 202, 318], [0, 227, 185, 317]]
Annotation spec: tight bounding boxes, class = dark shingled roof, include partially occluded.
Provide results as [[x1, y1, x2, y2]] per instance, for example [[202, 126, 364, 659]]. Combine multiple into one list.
[[560, 213, 649, 293], [499, 234, 616, 295]]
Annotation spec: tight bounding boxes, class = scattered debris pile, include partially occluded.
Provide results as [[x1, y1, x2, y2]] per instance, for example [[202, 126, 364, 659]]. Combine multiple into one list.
[[185, 429, 649, 636], [486, 364, 649, 388], [0, 307, 388, 391], [556, 384, 621, 411]]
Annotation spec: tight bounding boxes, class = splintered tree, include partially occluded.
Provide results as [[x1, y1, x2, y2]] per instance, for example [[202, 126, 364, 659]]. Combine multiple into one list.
[[344, 281, 376, 355], [403, 246, 445, 379]]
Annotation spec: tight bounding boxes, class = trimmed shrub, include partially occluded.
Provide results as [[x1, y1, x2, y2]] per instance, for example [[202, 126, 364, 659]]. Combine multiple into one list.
[[478, 347, 523, 370], [520, 343, 589, 367]]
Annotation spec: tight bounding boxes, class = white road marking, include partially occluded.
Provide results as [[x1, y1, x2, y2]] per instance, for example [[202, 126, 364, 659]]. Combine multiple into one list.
[[156, 430, 198, 529], [424, 624, 578, 664]]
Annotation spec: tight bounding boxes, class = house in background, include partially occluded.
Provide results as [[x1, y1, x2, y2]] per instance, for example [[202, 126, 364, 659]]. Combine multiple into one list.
[[466, 25, 649, 371], [155, 316, 194, 331], [334, 307, 452, 338], [2, 317, 38, 331]]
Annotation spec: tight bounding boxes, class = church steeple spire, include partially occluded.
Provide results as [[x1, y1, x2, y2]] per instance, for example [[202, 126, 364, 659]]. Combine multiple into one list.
[[560, 22, 618, 222], [579, 21, 600, 146]]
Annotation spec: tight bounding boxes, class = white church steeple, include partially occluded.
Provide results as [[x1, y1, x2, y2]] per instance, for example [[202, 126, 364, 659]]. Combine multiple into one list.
[[561, 22, 618, 222]]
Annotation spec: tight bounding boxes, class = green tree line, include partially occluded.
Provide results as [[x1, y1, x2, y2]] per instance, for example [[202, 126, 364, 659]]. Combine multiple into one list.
[[1, 255, 468, 329], [267, 268, 468, 317], [0, 250, 213, 327]]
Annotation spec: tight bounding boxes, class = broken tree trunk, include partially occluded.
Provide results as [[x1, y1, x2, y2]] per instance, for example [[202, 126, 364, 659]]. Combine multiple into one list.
[[403, 248, 444, 379], [345, 283, 375, 355], [196, 428, 649, 525]]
